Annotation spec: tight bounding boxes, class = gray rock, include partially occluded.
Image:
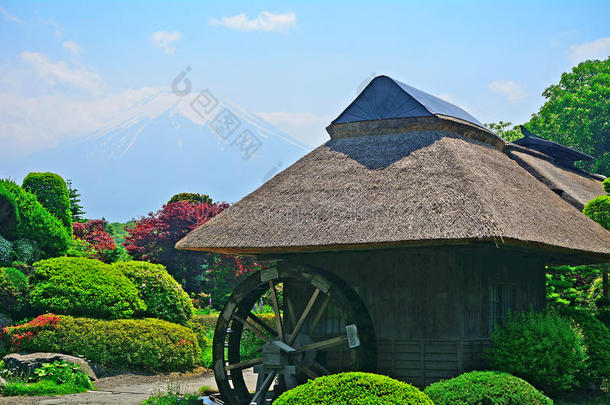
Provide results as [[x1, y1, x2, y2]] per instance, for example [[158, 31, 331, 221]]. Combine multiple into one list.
[[2, 352, 98, 381]]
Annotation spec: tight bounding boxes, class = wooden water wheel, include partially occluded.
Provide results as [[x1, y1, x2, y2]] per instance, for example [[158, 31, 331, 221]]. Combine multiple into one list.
[[212, 264, 377, 404]]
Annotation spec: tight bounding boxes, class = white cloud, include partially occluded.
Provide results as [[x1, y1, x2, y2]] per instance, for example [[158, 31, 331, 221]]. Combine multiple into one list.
[[151, 30, 182, 54], [255, 111, 330, 146], [62, 41, 82, 59], [0, 5, 23, 23], [209, 11, 296, 33], [20, 51, 103, 92], [488, 80, 526, 103], [568, 37, 610, 63]]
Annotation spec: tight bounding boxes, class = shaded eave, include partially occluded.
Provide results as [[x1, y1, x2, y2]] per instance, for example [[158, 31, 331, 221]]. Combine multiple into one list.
[[176, 236, 610, 265]]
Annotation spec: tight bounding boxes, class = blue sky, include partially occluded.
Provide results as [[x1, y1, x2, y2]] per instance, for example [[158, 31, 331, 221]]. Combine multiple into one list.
[[1, 0, 609, 155]]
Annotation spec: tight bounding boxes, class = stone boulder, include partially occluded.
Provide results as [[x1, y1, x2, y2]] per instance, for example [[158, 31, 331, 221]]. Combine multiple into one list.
[[2, 352, 98, 381]]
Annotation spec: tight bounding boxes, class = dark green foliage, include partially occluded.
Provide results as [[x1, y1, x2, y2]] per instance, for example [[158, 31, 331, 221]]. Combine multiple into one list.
[[1, 377, 92, 396], [0, 234, 13, 264], [113, 261, 194, 324], [274, 372, 434, 405], [546, 264, 604, 310], [604, 178, 610, 193], [22, 172, 72, 232], [583, 195, 610, 230], [0, 179, 70, 258], [487, 311, 586, 395], [7, 314, 201, 371], [0, 182, 20, 238], [424, 371, 553, 405], [167, 192, 212, 205], [65, 179, 85, 222], [12, 238, 41, 264], [567, 309, 610, 385], [526, 57, 610, 175], [142, 387, 201, 405], [29, 257, 145, 319], [0, 267, 28, 315]]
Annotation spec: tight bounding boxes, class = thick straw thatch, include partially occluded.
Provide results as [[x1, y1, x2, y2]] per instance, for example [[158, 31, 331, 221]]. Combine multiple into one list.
[[506, 145, 605, 211], [176, 125, 610, 258]]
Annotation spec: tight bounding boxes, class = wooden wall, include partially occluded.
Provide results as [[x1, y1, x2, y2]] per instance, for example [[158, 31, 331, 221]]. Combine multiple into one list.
[[281, 244, 547, 386]]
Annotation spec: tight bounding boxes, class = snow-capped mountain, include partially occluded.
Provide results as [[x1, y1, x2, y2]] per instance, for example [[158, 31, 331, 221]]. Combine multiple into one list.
[[2, 89, 314, 221]]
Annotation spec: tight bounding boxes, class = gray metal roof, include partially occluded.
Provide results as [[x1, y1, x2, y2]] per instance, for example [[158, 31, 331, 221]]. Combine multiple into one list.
[[332, 75, 486, 129]]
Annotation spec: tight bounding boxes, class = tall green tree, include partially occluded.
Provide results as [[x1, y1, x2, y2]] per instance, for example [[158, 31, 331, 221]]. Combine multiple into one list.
[[66, 179, 85, 222], [526, 57, 610, 175], [485, 121, 522, 142], [22, 172, 72, 233]]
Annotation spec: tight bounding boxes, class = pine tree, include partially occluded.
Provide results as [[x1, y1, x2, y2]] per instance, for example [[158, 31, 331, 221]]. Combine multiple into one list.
[[66, 179, 85, 221]]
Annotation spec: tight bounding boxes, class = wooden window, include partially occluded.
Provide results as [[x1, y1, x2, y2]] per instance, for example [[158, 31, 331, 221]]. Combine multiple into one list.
[[490, 284, 516, 332]]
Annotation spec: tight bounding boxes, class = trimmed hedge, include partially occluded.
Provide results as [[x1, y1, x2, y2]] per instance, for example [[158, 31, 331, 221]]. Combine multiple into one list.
[[114, 261, 194, 324], [22, 172, 72, 232], [570, 309, 610, 385], [274, 372, 434, 405], [30, 257, 145, 319], [583, 195, 610, 230], [487, 311, 586, 395], [0, 182, 20, 238], [423, 371, 553, 405], [0, 180, 70, 258], [2, 314, 201, 371], [0, 266, 28, 315]]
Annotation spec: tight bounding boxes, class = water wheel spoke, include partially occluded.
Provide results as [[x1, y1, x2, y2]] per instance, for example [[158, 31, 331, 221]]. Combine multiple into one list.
[[233, 315, 272, 343], [285, 295, 297, 330], [288, 288, 321, 345], [312, 361, 330, 375], [294, 335, 348, 354], [308, 295, 330, 335], [299, 364, 319, 380], [226, 357, 262, 371], [248, 312, 277, 337], [268, 281, 284, 340], [250, 371, 276, 404]]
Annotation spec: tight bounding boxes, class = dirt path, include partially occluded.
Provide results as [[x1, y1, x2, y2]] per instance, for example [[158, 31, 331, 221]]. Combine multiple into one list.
[[0, 368, 257, 404]]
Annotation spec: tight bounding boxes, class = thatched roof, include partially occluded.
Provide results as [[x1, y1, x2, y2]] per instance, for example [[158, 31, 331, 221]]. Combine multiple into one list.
[[506, 144, 605, 211], [176, 125, 610, 258], [176, 76, 610, 260], [513, 126, 593, 166]]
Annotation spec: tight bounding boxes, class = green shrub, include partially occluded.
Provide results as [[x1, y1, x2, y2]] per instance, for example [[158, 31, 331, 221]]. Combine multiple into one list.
[[167, 192, 212, 205], [0, 267, 28, 315], [1, 378, 91, 396], [604, 177, 610, 193], [569, 309, 610, 385], [423, 371, 553, 405], [487, 311, 586, 395], [0, 235, 13, 264], [0, 182, 20, 238], [12, 238, 40, 264], [3, 314, 201, 371], [29, 257, 145, 319], [0, 180, 70, 258], [583, 195, 610, 230], [22, 172, 72, 232], [65, 237, 96, 258], [274, 372, 434, 405], [113, 261, 193, 324]]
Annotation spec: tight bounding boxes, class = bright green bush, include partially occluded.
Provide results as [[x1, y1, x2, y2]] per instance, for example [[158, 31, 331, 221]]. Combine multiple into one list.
[[0, 235, 13, 264], [113, 261, 193, 324], [3, 314, 201, 371], [0, 182, 20, 238], [167, 192, 212, 205], [487, 311, 586, 395], [65, 237, 96, 259], [0, 180, 70, 258], [22, 172, 72, 232], [12, 238, 40, 264], [274, 372, 434, 405], [603, 177, 610, 193], [583, 195, 610, 230], [29, 257, 145, 319], [423, 371, 553, 405]]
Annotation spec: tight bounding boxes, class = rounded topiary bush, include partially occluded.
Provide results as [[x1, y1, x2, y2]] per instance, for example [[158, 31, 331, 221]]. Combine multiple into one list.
[[0, 182, 20, 238], [29, 257, 145, 319], [487, 311, 585, 395], [0, 266, 28, 315], [0, 235, 13, 264], [22, 172, 72, 232], [12, 238, 40, 264], [0, 180, 70, 258], [2, 314, 201, 371], [424, 371, 553, 405], [274, 372, 434, 405], [113, 261, 194, 324]]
